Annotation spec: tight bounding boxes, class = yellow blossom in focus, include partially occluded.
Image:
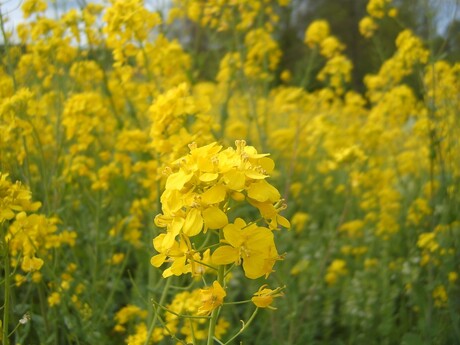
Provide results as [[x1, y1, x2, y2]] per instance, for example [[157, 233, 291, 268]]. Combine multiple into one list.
[[251, 285, 284, 309], [198, 281, 226, 316], [212, 218, 280, 279]]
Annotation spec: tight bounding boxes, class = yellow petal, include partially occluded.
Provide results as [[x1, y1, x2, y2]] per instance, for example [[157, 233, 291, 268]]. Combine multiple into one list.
[[277, 215, 291, 229], [201, 184, 227, 205], [199, 172, 219, 182], [150, 254, 166, 267], [152, 234, 167, 252], [223, 223, 243, 248], [162, 267, 173, 278], [242, 255, 266, 279], [212, 246, 239, 265], [259, 157, 275, 173], [230, 191, 245, 201], [244, 170, 267, 180], [21, 256, 44, 272], [224, 170, 246, 190], [247, 180, 280, 202], [0, 208, 15, 221], [202, 207, 228, 229], [252, 295, 274, 308], [245, 227, 274, 250], [165, 169, 193, 190], [183, 208, 203, 236]]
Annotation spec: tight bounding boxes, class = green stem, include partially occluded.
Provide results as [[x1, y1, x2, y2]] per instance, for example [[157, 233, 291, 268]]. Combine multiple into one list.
[[151, 300, 210, 320], [207, 264, 225, 345], [144, 277, 172, 345], [147, 178, 162, 324], [223, 307, 259, 345], [0, 8, 17, 89], [3, 244, 11, 345]]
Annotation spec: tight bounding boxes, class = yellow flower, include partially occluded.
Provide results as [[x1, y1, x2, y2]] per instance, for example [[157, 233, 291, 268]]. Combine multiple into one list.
[[198, 281, 226, 316], [114, 305, 148, 332], [21, 0, 47, 19], [417, 232, 439, 252], [280, 70, 292, 83], [320, 36, 345, 58], [339, 220, 365, 238], [448, 272, 458, 283], [291, 212, 309, 233], [432, 285, 448, 308], [325, 259, 347, 285], [109, 253, 125, 265], [251, 285, 284, 309], [304, 20, 330, 48], [366, 0, 392, 18], [388, 8, 398, 17], [21, 255, 44, 272], [48, 292, 61, 307], [359, 16, 378, 38], [212, 218, 280, 279]]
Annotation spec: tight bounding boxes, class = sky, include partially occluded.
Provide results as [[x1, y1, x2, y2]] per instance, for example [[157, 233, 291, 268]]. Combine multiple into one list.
[[0, 0, 171, 43], [0, 0, 88, 42], [0, 0, 459, 43]]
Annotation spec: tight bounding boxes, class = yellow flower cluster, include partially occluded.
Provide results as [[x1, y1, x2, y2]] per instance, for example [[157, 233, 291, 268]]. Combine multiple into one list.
[[359, 16, 378, 38], [366, 0, 396, 18], [1, 173, 76, 273], [170, 0, 289, 32], [152, 140, 289, 279], [165, 288, 229, 342], [365, 29, 429, 99], [103, 0, 162, 67], [149, 83, 214, 161], [359, 0, 398, 39], [304, 20, 352, 94], [244, 28, 281, 80], [325, 259, 348, 285], [0, 0, 459, 342]]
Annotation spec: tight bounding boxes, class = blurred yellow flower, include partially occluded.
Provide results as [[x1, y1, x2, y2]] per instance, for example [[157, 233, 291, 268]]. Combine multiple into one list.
[[359, 16, 378, 38], [305, 20, 330, 48]]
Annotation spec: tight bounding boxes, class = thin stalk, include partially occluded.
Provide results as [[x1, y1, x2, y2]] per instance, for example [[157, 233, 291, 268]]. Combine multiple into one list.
[[144, 277, 172, 345], [206, 264, 224, 345], [3, 244, 11, 345], [147, 177, 162, 324], [0, 8, 17, 89], [222, 307, 258, 345]]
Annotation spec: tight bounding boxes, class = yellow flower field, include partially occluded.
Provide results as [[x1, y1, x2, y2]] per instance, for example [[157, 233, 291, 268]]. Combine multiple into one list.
[[1, 0, 459, 344]]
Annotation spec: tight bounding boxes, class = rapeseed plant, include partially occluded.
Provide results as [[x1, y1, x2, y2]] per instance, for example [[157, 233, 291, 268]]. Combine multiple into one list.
[[0, 0, 459, 343]]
